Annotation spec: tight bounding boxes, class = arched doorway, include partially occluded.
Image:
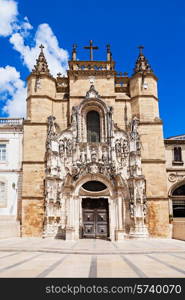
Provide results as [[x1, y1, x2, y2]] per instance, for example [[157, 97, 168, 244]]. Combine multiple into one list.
[[172, 184, 185, 217], [71, 174, 125, 241], [81, 180, 109, 239]]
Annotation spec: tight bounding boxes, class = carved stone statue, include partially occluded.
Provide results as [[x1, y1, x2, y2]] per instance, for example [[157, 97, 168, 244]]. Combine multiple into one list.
[[115, 139, 121, 154], [48, 116, 57, 140], [89, 163, 99, 174], [80, 148, 87, 163], [130, 116, 139, 134], [67, 139, 72, 153], [91, 148, 97, 162], [122, 139, 129, 155], [59, 139, 65, 153]]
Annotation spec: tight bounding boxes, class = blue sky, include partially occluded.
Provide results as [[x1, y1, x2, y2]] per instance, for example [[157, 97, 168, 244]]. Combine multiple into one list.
[[0, 0, 185, 138]]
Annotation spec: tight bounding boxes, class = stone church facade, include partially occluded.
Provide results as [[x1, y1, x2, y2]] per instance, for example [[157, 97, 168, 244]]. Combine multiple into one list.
[[21, 42, 170, 240]]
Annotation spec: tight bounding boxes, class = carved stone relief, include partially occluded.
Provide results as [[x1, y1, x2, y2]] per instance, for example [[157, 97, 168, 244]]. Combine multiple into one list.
[[44, 90, 148, 239], [168, 173, 185, 183]]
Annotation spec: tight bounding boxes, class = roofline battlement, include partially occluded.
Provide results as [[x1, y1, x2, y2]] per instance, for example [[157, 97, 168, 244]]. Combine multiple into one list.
[[68, 60, 115, 71]]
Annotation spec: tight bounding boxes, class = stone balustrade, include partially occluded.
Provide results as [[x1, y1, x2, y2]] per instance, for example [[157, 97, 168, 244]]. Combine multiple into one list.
[[0, 118, 23, 126]]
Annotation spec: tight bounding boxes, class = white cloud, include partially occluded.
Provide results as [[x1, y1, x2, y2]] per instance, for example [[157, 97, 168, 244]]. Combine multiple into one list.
[[10, 23, 69, 76], [0, 0, 18, 37], [0, 0, 32, 37], [0, 66, 26, 117], [0, 0, 69, 117]]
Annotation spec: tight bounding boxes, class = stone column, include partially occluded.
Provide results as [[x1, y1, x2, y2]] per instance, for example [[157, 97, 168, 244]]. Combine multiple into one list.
[[65, 194, 75, 240], [115, 194, 125, 241], [118, 196, 123, 229], [109, 197, 116, 241], [74, 197, 80, 240], [79, 198, 83, 239]]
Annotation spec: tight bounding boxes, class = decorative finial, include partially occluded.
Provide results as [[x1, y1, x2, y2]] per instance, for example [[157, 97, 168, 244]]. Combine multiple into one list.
[[106, 44, 112, 61], [32, 44, 50, 76], [73, 44, 77, 52], [72, 44, 77, 60], [138, 45, 144, 55], [106, 44, 111, 53], [133, 46, 153, 75]]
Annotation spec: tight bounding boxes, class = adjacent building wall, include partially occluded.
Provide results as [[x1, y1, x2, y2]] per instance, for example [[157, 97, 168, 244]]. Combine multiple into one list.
[[0, 119, 23, 238], [165, 138, 185, 240]]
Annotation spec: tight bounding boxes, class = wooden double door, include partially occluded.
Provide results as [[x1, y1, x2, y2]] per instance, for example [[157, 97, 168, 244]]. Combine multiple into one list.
[[82, 198, 109, 239]]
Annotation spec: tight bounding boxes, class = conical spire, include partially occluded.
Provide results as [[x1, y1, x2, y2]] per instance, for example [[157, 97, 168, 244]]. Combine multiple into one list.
[[133, 46, 153, 75], [32, 44, 51, 75]]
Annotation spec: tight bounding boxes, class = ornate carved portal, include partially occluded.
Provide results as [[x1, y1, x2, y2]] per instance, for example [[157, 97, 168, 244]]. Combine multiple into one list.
[[43, 86, 148, 240]]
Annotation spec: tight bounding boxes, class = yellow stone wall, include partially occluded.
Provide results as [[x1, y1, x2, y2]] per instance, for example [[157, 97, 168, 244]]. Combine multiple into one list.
[[147, 200, 170, 237], [172, 218, 185, 241], [53, 100, 68, 130], [129, 74, 158, 98], [28, 98, 52, 122], [27, 75, 56, 98], [142, 163, 167, 198], [139, 124, 166, 161], [69, 75, 115, 97], [22, 199, 44, 236], [23, 125, 47, 161], [22, 164, 45, 198]]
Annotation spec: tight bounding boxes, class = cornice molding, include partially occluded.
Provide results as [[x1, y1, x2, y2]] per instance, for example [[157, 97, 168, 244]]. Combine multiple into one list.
[[141, 159, 166, 164], [23, 121, 47, 126], [130, 95, 159, 101], [115, 98, 130, 102], [68, 70, 116, 76], [166, 168, 185, 172], [27, 73, 56, 83], [22, 161, 45, 164], [69, 95, 116, 99], [164, 139, 185, 145], [130, 72, 158, 81], [22, 196, 44, 200], [26, 95, 68, 102], [0, 169, 22, 173], [139, 120, 163, 125], [147, 197, 169, 201]]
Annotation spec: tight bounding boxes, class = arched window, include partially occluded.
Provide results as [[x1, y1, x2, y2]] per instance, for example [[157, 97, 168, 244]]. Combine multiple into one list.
[[174, 147, 182, 162], [0, 182, 6, 208], [87, 111, 100, 142], [172, 184, 185, 217]]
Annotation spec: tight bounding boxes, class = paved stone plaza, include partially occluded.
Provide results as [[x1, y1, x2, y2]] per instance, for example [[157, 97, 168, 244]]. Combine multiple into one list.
[[0, 238, 184, 278]]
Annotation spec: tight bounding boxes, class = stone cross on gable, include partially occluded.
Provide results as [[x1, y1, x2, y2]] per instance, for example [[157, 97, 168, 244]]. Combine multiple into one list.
[[84, 40, 99, 61]]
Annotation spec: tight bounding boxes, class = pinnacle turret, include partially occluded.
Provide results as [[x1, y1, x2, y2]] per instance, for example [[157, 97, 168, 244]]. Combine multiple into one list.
[[32, 44, 51, 75], [133, 46, 153, 75]]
